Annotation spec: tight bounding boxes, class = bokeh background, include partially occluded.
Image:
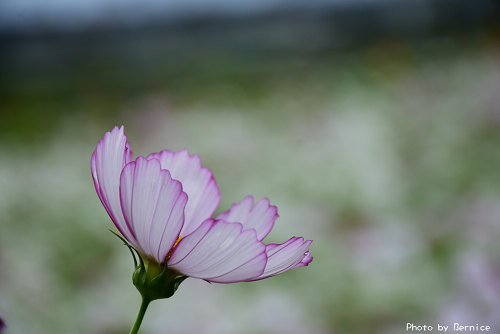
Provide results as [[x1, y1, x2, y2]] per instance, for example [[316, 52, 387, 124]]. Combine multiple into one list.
[[1, 0, 500, 333]]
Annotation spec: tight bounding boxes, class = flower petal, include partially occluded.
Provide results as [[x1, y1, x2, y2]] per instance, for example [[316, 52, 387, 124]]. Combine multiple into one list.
[[168, 219, 266, 283], [294, 251, 313, 268], [216, 196, 278, 240], [120, 156, 187, 263], [91, 126, 136, 244], [147, 150, 220, 236], [253, 237, 313, 280]]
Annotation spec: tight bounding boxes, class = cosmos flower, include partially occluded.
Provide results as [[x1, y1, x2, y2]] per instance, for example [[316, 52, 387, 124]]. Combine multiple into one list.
[[91, 126, 312, 284]]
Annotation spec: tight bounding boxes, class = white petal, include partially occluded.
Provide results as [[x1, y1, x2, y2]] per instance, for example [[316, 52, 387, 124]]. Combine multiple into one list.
[[120, 157, 187, 263], [216, 196, 278, 240], [148, 150, 220, 236], [91, 126, 136, 244], [168, 220, 266, 283], [255, 237, 313, 280]]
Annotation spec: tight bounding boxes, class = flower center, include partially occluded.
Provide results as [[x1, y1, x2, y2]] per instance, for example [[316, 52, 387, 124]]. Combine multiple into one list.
[[166, 236, 183, 260]]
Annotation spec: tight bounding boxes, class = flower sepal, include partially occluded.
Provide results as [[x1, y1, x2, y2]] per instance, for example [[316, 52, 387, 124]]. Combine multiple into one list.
[[110, 229, 187, 301], [132, 256, 187, 301]]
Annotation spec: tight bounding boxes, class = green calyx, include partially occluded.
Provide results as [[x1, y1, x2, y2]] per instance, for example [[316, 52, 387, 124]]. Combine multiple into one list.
[[110, 230, 188, 301], [132, 256, 187, 301]]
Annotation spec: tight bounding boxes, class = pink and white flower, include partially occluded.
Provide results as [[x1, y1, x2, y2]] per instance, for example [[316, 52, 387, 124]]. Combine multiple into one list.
[[91, 126, 312, 284]]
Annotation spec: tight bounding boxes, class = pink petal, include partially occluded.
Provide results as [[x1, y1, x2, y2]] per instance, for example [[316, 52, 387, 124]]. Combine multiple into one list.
[[253, 237, 313, 280], [295, 251, 313, 268], [216, 196, 278, 241], [120, 157, 187, 263], [147, 150, 220, 236], [91, 126, 136, 244], [168, 219, 267, 283]]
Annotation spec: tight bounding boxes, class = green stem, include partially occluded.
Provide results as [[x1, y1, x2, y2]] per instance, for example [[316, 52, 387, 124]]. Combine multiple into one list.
[[129, 297, 151, 334]]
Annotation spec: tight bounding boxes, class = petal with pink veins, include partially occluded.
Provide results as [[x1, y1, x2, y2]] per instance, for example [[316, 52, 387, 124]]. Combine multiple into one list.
[[169, 219, 267, 283], [295, 251, 313, 268], [216, 196, 278, 241], [120, 157, 187, 263], [147, 150, 220, 236], [253, 237, 313, 280], [91, 126, 136, 244]]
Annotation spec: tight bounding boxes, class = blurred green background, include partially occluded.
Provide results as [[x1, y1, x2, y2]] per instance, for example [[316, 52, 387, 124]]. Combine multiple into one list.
[[1, 1, 500, 333]]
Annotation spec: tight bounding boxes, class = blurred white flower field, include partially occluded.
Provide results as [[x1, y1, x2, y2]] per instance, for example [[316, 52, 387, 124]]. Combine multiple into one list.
[[1, 37, 500, 333]]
